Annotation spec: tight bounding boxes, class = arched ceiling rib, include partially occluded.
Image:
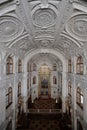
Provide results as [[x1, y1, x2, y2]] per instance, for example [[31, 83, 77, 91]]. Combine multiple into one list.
[[0, 0, 87, 57]]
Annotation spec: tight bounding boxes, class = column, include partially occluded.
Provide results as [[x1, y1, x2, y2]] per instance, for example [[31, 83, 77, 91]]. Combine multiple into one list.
[[83, 86, 87, 129], [62, 71, 67, 113], [22, 72, 28, 113], [0, 89, 6, 130], [12, 86, 16, 130], [72, 56, 77, 130]]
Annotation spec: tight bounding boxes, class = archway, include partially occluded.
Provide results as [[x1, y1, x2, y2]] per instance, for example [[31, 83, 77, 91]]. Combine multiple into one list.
[[24, 48, 67, 112], [38, 64, 51, 98]]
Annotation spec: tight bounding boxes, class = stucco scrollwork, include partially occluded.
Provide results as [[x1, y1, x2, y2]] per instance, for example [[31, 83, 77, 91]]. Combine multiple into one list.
[[11, 36, 32, 51], [57, 36, 78, 49], [36, 40, 54, 48], [32, 8, 57, 27], [66, 14, 87, 41], [0, 16, 24, 42]]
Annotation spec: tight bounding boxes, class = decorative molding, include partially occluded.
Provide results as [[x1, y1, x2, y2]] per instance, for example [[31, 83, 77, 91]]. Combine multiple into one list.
[[36, 39, 54, 48], [9, 34, 33, 52], [0, 15, 24, 42], [35, 30, 55, 38], [32, 8, 57, 28], [73, 3, 87, 13], [66, 13, 87, 41], [56, 34, 80, 52], [0, 5, 16, 16], [69, 0, 79, 3], [0, 0, 13, 4]]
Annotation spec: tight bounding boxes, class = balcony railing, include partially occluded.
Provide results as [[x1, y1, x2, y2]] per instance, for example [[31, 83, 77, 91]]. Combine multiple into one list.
[[27, 109, 62, 114]]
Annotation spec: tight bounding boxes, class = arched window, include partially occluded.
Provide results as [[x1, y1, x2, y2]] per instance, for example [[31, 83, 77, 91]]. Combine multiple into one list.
[[6, 87, 12, 109], [77, 87, 83, 109], [18, 59, 22, 73], [30, 64, 31, 72], [33, 76, 36, 84], [76, 55, 83, 75], [33, 63, 37, 71], [27, 78, 29, 89], [53, 64, 57, 71], [6, 56, 13, 74], [27, 62, 29, 72], [53, 76, 57, 84], [68, 59, 72, 73], [68, 81, 72, 96], [18, 82, 21, 97]]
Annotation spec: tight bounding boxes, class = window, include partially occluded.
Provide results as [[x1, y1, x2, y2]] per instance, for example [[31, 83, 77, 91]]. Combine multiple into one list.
[[68, 81, 72, 96], [77, 87, 83, 109], [30, 64, 31, 72], [6, 56, 13, 74], [33, 63, 37, 71], [6, 87, 12, 109], [76, 55, 83, 75], [27, 62, 29, 72], [18, 82, 21, 97], [53, 76, 57, 84], [18, 59, 22, 73], [27, 78, 29, 89], [68, 59, 72, 73], [53, 64, 57, 71], [33, 76, 36, 84]]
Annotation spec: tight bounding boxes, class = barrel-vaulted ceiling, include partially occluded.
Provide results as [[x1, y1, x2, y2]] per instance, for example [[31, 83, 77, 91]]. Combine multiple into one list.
[[0, 0, 87, 57], [29, 53, 62, 71]]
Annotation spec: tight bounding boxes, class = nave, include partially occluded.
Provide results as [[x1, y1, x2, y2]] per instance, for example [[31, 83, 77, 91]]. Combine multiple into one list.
[[16, 97, 72, 130]]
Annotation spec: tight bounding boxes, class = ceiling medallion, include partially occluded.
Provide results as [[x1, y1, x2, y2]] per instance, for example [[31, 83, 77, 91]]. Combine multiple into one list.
[[33, 8, 57, 27], [0, 16, 24, 42], [66, 14, 87, 41]]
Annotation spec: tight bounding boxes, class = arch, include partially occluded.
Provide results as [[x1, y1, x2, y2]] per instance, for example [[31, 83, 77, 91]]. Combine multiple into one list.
[[53, 63, 57, 71], [68, 59, 72, 73], [25, 49, 66, 71], [76, 87, 83, 108], [18, 59, 22, 73], [18, 82, 21, 97], [27, 62, 29, 72], [32, 63, 37, 71], [68, 81, 72, 96], [6, 56, 13, 75], [24, 49, 67, 112], [6, 87, 12, 109], [33, 76, 36, 84], [53, 76, 57, 84], [76, 55, 84, 75], [27, 78, 29, 90]]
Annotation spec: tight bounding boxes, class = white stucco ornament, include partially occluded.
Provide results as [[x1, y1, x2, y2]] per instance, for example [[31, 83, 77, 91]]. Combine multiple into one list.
[[0, 15, 24, 42], [32, 8, 57, 27], [66, 14, 87, 41]]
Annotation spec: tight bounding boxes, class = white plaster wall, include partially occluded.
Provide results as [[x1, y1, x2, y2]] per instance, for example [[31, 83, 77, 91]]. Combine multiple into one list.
[[67, 55, 87, 130]]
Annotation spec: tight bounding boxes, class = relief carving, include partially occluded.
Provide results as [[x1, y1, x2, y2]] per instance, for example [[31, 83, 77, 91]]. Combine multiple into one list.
[[66, 14, 87, 41], [0, 15, 24, 42], [32, 8, 57, 27]]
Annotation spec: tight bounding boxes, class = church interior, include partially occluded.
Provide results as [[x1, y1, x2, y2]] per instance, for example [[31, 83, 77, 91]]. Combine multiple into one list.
[[0, 0, 87, 130]]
